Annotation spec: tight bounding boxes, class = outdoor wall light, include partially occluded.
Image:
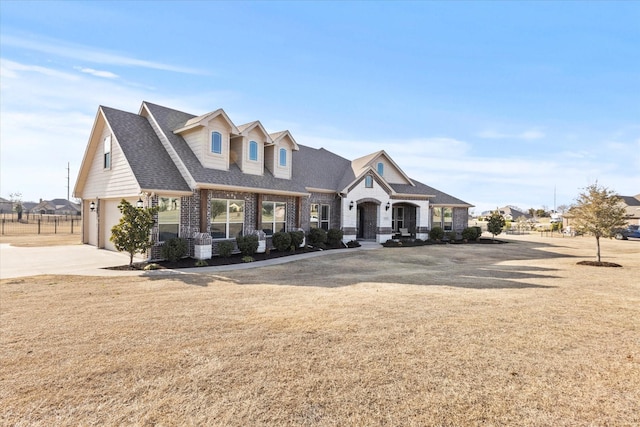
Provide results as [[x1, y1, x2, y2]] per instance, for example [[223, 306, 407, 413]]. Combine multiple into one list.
[[349, 201, 354, 210], [136, 198, 144, 208], [89, 201, 96, 212], [386, 202, 391, 211]]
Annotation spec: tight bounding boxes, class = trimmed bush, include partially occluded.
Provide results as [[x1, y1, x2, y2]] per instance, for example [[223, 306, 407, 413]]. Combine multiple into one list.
[[327, 228, 344, 248], [289, 230, 305, 248], [429, 226, 444, 241], [272, 231, 292, 252], [346, 240, 361, 248], [218, 240, 234, 258], [446, 231, 458, 241], [461, 227, 480, 241], [307, 228, 327, 247], [161, 238, 188, 262], [236, 234, 259, 257]]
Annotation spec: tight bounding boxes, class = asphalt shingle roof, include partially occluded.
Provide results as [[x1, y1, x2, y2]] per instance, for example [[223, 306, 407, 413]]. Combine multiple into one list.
[[102, 106, 191, 192], [143, 102, 308, 194]]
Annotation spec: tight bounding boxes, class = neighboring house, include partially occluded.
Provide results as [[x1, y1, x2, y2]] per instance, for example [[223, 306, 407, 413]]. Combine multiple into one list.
[[0, 197, 12, 215], [30, 199, 81, 216], [618, 194, 640, 225], [481, 206, 531, 222], [74, 101, 472, 258]]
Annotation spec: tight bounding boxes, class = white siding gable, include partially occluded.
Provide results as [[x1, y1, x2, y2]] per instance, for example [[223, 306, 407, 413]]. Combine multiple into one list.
[[373, 157, 412, 185], [82, 124, 139, 199]]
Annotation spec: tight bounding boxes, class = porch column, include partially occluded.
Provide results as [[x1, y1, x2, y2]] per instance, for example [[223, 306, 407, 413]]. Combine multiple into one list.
[[199, 189, 208, 233]]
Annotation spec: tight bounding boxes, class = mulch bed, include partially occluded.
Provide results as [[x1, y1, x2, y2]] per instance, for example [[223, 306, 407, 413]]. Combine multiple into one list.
[[105, 246, 328, 271], [576, 261, 622, 268]]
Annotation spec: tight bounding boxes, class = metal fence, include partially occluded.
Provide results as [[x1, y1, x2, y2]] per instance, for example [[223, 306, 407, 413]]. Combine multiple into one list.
[[0, 214, 82, 235]]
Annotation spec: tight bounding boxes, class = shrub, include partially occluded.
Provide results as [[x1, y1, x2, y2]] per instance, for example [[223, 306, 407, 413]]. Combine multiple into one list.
[[236, 234, 259, 257], [242, 256, 254, 263], [446, 231, 458, 241], [346, 240, 361, 248], [429, 226, 444, 241], [194, 259, 208, 267], [461, 227, 480, 241], [143, 263, 161, 270], [289, 230, 305, 248], [272, 231, 292, 252], [217, 240, 234, 258], [307, 228, 327, 247], [160, 237, 188, 262], [327, 228, 344, 248]]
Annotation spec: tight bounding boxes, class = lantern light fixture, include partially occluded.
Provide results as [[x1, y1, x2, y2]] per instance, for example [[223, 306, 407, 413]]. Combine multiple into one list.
[[89, 201, 96, 212], [349, 200, 354, 210]]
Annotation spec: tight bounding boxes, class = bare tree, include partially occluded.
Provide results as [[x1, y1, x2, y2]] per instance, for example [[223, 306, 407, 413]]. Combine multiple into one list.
[[571, 183, 627, 263]]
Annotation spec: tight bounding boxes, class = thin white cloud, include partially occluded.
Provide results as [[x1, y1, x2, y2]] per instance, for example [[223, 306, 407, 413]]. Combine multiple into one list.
[[2, 34, 206, 75], [477, 129, 545, 140], [74, 66, 118, 79]]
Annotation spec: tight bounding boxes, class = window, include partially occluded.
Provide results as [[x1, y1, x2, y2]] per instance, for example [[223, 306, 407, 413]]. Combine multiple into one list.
[[158, 197, 180, 241], [279, 148, 287, 166], [262, 201, 286, 235], [365, 175, 373, 188], [249, 140, 258, 161], [443, 207, 453, 231], [103, 135, 111, 169], [310, 204, 319, 228], [320, 204, 330, 230], [377, 162, 384, 176], [432, 207, 442, 229], [392, 206, 404, 232], [310, 203, 330, 230], [210, 199, 244, 239], [211, 131, 222, 154]]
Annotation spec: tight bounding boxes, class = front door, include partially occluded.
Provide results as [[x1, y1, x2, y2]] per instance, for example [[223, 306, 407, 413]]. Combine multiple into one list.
[[357, 202, 378, 240]]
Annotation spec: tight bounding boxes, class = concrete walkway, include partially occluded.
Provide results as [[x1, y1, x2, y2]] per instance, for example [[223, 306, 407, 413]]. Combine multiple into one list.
[[0, 242, 382, 279]]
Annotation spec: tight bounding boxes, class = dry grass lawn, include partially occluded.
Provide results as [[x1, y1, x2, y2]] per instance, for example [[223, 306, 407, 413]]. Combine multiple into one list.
[[1, 234, 639, 426]]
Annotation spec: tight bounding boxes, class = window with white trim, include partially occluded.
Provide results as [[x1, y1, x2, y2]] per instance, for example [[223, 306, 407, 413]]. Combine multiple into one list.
[[279, 148, 287, 166], [431, 207, 453, 231], [262, 201, 286, 235], [211, 131, 222, 154], [103, 135, 111, 169], [158, 197, 180, 241], [210, 199, 245, 239], [249, 140, 258, 161]]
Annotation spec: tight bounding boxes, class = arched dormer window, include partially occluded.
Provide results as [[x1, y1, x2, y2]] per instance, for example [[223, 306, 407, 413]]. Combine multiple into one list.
[[249, 140, 258, 161], [279, 148, 287, 166], [211, 131, 222, 154], [377, 162, 384, 176]]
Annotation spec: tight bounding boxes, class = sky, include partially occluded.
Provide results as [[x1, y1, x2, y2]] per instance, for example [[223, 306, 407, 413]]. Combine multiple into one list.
[[1, 1, 638, 214]]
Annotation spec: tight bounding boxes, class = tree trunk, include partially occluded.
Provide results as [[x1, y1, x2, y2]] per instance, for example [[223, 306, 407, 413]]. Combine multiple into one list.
[[129, 252, 134, 266], [596, 236, 601, 263]]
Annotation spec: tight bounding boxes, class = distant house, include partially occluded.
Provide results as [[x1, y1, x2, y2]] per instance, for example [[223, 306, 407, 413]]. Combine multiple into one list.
[[30, 199, 81, 216], [482, 206, 531, 221], [618, 194, 640, 225], [74, 101, 473, 257], [0, 197, 13, 215]]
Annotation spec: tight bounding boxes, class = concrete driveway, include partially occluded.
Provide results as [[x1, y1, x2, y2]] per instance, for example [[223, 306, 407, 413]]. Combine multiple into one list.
[[0, 244, 144, 279]]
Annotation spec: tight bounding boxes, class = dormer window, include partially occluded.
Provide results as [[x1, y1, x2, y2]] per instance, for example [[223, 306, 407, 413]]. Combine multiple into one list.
[[103, 135, 111, 169], [211, 131, 222, 154], [279, 148, 287, 166], [249, 140, 258, 161], [377, 162, 384, 176]]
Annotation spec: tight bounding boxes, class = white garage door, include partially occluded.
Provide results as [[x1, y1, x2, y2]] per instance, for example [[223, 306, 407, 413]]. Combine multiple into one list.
[[102, 198, 136, 251]]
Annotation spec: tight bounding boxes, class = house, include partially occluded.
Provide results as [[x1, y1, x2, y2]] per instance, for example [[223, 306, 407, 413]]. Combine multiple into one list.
[[481, 206, 531, 222], [30, 199, 81, 216], [0, 197, 12, 215], [74, 101, 472, 258], [618, 194, 640, 225]]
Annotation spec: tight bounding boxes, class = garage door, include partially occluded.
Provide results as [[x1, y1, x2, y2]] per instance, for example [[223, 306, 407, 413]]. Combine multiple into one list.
[[102, 198, 136, 251]]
